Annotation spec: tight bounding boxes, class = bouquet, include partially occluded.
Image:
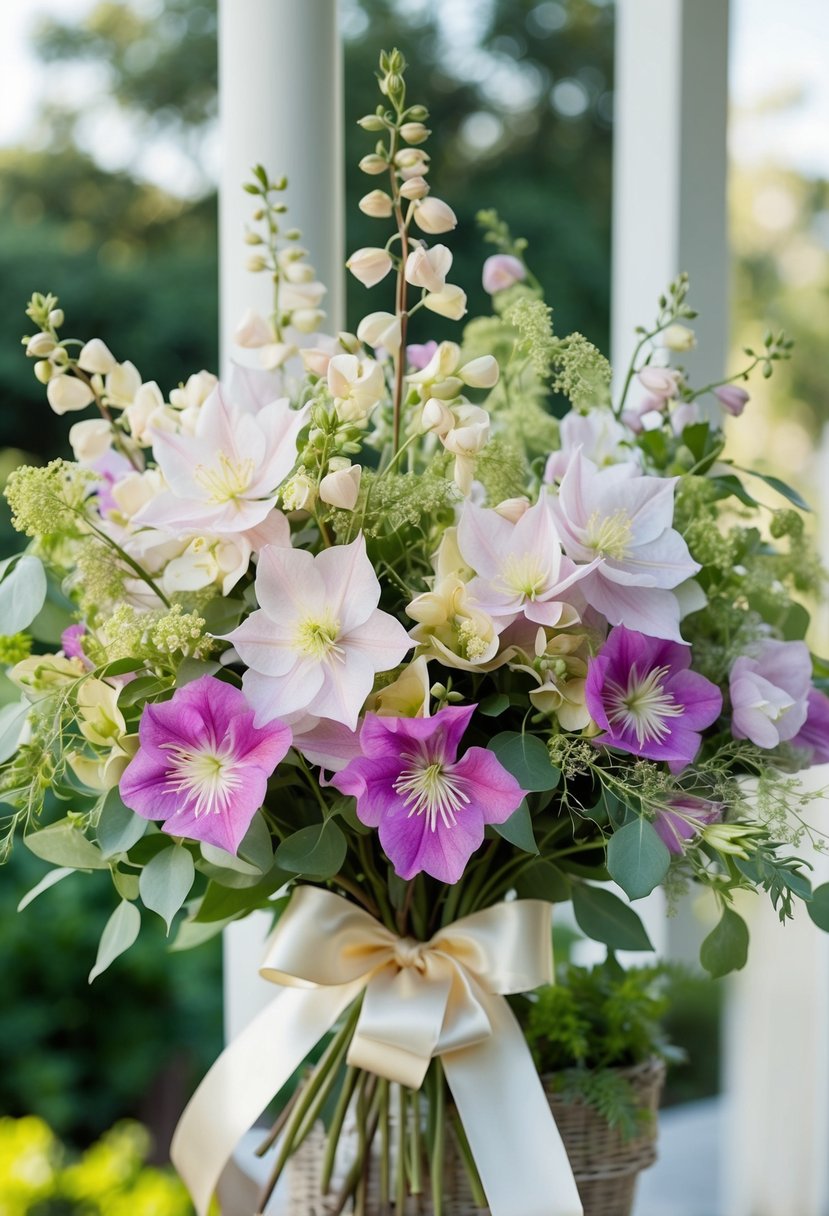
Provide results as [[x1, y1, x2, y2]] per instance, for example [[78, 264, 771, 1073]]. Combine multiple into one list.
[[3, 47, 828, 1215]]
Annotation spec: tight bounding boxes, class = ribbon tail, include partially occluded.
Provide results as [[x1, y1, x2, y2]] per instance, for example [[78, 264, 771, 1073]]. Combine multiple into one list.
[[170, 982, 363, 1216], [443, 989, 584, 1216]]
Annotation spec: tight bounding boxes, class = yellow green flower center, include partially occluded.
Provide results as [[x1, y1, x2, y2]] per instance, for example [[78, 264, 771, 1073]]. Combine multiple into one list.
[[193, 452, 256, 503], [295, 614, 342, 660], [585, 509, 633, 560]]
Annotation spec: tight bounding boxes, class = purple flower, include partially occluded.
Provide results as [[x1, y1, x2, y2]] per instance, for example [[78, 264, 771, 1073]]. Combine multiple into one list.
[[653, 796, 723, 855], [407, 340, 439, 371], [714, 385, 749, 416], [790, 689, 829, 766], [585, 626, 722, 771], [61, 624, 88, 662], [331, 705, 525, 884], [729, 639, 811, 749], [120, 675, 291, 854]]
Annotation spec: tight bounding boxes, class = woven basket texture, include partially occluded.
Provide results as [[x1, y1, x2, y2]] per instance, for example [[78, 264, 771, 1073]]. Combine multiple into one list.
[[287, 1058, 665, 1216]]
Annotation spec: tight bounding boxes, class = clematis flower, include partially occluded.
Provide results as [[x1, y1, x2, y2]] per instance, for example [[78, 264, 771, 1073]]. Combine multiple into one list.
[[331, 705, 525, 883], [119, 675, 291, 854], [790, 689, 829, 766], [545, 409, 637, 482], [227, 536, 413, 730], [457, 496, 594, 631], [729, 639, 811, 749], [551, 449, 699, 642], [652, 795, 723, 855], [134, 382, 309, 535], [585, 626, 722, 770]]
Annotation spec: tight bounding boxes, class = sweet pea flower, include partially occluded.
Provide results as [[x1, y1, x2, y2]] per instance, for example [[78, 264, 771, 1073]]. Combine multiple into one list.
[[346, 247, 394, 288], [790, 689, 829, 766], [327, 354, 384, 421], [439, 402, 489, 494], [637, 366, 683, 399], [359, 189, 394, 218], [412, 196, 458, 234], [69, 418, 113, 463], [357, 311, 402, 354], [405, 244, 453, 294], [545, 409, 636, 482], [77, 338, 117, 375], [423, 284, 467, 321], [457, 497, 594, 631], [331, 705, 525, 883], [120, 675, 291, 854], [551, 450, 700, 642], [729, 639, 811, 748], [407, 575, 500, 671], [399, 175, 430, 200], [653, 796, 723, 855], [585, 626, 722, 770], [482, 254, 526, 295], [46, 374, 95, 414], [134, 382, 309, 535], [169, 370, 218, 413], [319, 462, 362, 510], [714, 385, 750, 416], [407, 340, 439, 371], [228, 535, 413, 730]]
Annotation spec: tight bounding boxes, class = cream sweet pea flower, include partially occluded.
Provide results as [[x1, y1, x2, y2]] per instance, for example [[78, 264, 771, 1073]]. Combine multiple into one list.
[[46, 374, 95, 414], [412, 196, 457, 234], [69, 418, 113, 462], [439, 403, 490, 494], [77, 338, 117, 375], [357, 311, 402, 354], [407, 575, 500, 671], [105, 361, 142, 409], [423, 284, 467, 321], [319, 463, 362, 510], [347, 247, 394, 288], [327, 354, 384, 421], [404, 244, 452, 294]]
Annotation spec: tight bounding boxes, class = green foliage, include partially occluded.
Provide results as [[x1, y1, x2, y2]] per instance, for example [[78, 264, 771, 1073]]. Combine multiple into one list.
[[699, 907, 750, 978], [571, 884, 653, 952], [606, 818, 671, 901]]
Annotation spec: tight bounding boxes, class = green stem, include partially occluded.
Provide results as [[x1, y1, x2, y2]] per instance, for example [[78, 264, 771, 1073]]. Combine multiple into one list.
[[396, 1083, 408, 1211], [321, 1065, 360, 1194], [409, 1086, 423, 1196], [430, 1063, 446, 1216], [379, 1078, 391, 1212]]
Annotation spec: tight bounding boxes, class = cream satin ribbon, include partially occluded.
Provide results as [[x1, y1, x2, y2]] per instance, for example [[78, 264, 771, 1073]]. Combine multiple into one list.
[[171, 886, 583, 1216]]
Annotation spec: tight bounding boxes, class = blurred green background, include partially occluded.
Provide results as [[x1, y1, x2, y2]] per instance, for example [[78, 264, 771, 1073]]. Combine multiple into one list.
[[1, 0, 826, 1196]]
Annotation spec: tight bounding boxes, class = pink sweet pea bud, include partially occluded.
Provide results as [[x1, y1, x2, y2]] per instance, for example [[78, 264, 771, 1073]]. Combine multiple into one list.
[[482, 254, 526, 295], [714, 385, 750, 416]]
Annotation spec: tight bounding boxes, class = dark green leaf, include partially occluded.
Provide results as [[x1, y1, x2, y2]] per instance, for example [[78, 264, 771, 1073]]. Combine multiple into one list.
[[735, 467, 811, 511], [478, 694, 510, 717], [606, 819, 670, 900], [807, 883, 829, 932], [200, 596, 246, 634], [780, 602, 810, 642], [488, 732, 560, 792], [571, 884, 653, 951], [175, 657, 222, 687], [275, 820, 347, 879], [492, 799, 538, 854], [515, 860, 571, 902], [700, 907, 749, 977], [711, 474, 760, 509], [237, 811, 274, 873]]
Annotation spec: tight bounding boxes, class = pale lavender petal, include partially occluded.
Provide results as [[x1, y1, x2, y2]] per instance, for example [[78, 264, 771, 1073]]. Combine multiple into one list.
[[581, 572, 685, 643], [344, 610, 413, 668], [254, 544, 324, 620], [315, 536, 380, 633], [668, 669, 723, 730], [292, 717, 363, 772], [242, 661, 323, 724], [227, 609, 298, 676], [791, 690, 829, 765], [242, 510, 291, 551], [309, 648, 376, 730], [457, 502, 514, 580]]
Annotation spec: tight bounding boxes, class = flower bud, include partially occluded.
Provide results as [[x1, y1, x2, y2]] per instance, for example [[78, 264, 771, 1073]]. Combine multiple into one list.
[[69, 417, 113, 462], [421, 397, 454, 435], [459, 355, 499, 389], [357, 311, 402, 353], [405, 244, 452, 294], [661, 324, 696, 352], [282, 472, 317, 512], [714, 384, 750, 416], [46, 373, 96, 414], [338, 331, 362, 354], [423, 284, 467, 321], [34, 360, 53, 384], [283, 260, 315, 284], [494, 497, 530, 523], [399, 176, 430, 201], [48, 309, 64, 328], [400, 121, 430, 144], [246, 254, 268, 272], [243, 230, 263, 245], [234, 308, 273, 348], [26, 333, 55, 358], [406, 105, 429, 122], [357, 114, 387, 132], [359, 189, 394, 218], [77, 338, 117, 375], [319, 463, 362, 510], [359, 154, 388, 175], [482, 254, 526, 294], [290, 308, 326, 334], [346, 246, 394, 288], [637, 366, 682, 398], [413, 197, 457, 235], [395, 148, 427, 170]]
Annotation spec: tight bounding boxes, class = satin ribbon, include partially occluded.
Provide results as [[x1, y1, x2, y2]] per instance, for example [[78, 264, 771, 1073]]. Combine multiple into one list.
[[171, 886, 583, 1216]]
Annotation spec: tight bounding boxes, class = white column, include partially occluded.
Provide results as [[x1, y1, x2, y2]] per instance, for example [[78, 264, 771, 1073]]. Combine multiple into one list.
[[218, 0, 344, 376], [611, 0, 730, 391]]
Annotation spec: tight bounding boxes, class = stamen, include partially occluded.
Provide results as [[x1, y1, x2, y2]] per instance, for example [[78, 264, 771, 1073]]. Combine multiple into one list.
[[393, 748, 470, 831], [160, 740, 243, 816], [498, 552, 547, 600], [294, 614, 343, 661], [193, 452, 256, 504], [605, 663, 683, 745], [585, 509, 633, 560]]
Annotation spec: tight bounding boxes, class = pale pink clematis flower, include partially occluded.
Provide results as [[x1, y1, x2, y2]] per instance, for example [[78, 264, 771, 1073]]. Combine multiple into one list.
[[551, 449, 700, 642], [545, 408, 638, 482], [135, 382, 309, 535], [729, 639, 811, 748], [227, 536, 413, 730], [457, 496, 595, 632]]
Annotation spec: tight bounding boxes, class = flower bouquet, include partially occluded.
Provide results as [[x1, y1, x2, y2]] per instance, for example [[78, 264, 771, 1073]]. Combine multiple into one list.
[[3, 46, 829, 1216]]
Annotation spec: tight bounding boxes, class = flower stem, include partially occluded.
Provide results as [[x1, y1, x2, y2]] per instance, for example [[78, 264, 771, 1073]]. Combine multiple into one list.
[[430, 1063, 446, 1216], [396, 1083, 408, 1210], [322, 1065, 360, 1194]]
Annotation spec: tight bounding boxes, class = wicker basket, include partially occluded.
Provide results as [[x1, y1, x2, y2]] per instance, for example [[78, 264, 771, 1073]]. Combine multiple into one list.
[[287, 1058, 665, 1215]]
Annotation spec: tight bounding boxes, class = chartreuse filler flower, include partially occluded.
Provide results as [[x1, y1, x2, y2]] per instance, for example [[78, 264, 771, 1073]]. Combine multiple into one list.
[[2, 45, 829, 1216]]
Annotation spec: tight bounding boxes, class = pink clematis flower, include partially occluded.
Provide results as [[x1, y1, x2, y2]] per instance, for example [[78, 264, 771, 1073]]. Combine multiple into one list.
[[545, 409, 638, 482], [135, 382, 309, 535], [652, 795, 723, 855], [729, 639, 811, 749], [456, 496, 596, 632], [119, 675, 291, 854], [551, 449, 700, 642], [790, 689, 829, 766], [585, 626, 722, 771], [227, 535, 413, 731], [331, 705, 525, 883]]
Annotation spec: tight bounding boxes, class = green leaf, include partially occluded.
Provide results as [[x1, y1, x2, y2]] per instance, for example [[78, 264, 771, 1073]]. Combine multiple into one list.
[[492, 799, 538, 853], [237, 811, 274, 872], [117, 676, 169, 707], [200, 596, 246, 634], [0, 700, 29, 765], [139, 845, 196, 932], [735, 467, 811, 511], [169, 915, 236, 951], [0, 555, 47, 634], [97, 658, 145, 678], [571, 884, 654, 952], [275, 820, 347, 879], [194, 870, 289, 923], [97, 789, 148, 858], [488, 732, 560, 792], [780, 602, 810, 642], [807, 883, 829, 932], [25, 819, 109, 870], [515, 860, 572, 902], [478, 694, 510, 717], [175, 657, 222, 687], [711, 473, 760, 509], [28, 596, 74, 646], [606, 819, 671, 900], [700, 907, 749, 977], [89, 900, 141, 982], [17, 866, 75, 911]]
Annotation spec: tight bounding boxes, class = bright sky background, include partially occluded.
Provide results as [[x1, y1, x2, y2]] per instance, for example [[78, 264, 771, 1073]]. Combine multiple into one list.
[[0, 0, 828, 189]]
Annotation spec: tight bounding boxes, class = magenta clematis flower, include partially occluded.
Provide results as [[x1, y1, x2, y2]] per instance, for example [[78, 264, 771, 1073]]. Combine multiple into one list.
[[585, 626, 722, 771], [729, 639, 811, 749], [331, 705, 525, 883], [652, 795, 723, 855], [120, 675, 291, 854], [790, 689, 829, 766]]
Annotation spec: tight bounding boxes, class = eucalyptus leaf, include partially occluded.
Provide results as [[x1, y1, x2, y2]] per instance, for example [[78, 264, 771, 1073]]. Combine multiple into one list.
[[478, 694, 510, 717], [607, 819, 671, 900], [571, 884, 654, 952], [700, 907, 749, 978], [112, 870, 140, 902], [807, 883, 829, 932], [237, 811, 274, 872], [17, 866, 75, 911], [737, 467, 811, 512], [194, 870, 289, 923], [25, 819, 109, 870], [515, 860, 572, 902], [97, 789, 148, 858], [492, 799, 538, 854], [488, 731, 561, 792], [175, 657, 222, 687], [200, 842, 264, 877], [275, 820, 347, 879], [89, 900, 141, 982], [139, 845, 196, 932], [169, 915, 236, 951], [0, 555, 47, 634], [0, 700, 29, 765]]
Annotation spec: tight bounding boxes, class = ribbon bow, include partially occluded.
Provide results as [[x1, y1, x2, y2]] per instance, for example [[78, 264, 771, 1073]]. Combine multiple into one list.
[[171, 886, 583, 1216]]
